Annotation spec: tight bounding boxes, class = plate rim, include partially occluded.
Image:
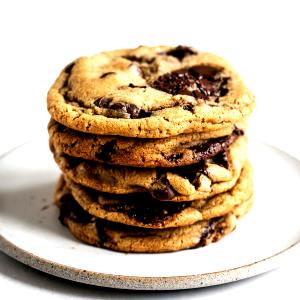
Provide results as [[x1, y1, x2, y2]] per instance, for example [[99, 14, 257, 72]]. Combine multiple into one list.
[[0, 140, 299, 290], [0, 234, 298, 290]]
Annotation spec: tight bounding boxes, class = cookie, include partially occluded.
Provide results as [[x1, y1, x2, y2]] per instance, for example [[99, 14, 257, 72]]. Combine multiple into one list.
[[55, 189, 252, 253], [57, 161, 253, 229], [47, 45, 255, 138], [52, 136, 247, 201], [49, 118, 245, 168]]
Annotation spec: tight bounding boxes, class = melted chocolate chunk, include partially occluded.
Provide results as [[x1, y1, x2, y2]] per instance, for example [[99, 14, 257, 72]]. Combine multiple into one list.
[[123, 55, 155, 64], [183, 104, 193, 112], [95, 140, 117, 162], [189, 65, 220, 78], [233, 126, 244, 136], [94, 97, 112, 108], [212, 151, 229, 169], [152, 180, 177, 200], [102, 193, 190, 224], [166, 45, 197, 61], [129, 201, 189, 224], [94, 97, 151, 119], [59, 194, 93, 224], [137, 108, 152, 118], [110, 103, 151, 119], [151, 65, 228, 100], [190, 128, 243, 162], [157, 128, 243, 183], [100, 72, 116, 78], [195, 218, 219, 247], [220, 87, 229, 96]]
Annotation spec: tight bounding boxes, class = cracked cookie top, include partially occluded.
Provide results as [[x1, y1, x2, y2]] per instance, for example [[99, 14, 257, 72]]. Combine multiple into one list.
[[47, 45, 255, 138]]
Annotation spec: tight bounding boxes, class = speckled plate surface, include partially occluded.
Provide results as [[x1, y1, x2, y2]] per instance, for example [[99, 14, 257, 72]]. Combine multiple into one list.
[[0, 139, 299, 290]]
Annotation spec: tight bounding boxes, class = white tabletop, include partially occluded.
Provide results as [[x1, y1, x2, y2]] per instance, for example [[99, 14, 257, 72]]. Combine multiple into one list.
[[1, 0, 300, 298]]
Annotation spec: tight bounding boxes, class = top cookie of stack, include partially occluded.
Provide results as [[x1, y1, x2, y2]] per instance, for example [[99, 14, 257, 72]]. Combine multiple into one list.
[[47, 45, 255, 138]]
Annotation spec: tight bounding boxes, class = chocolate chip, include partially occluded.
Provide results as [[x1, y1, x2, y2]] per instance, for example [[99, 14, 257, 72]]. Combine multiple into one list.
[[64, 62, 75, 74], [166, 45, 197, 61], [59, 194, 93, 224], [109, 102, 125, 110], [102, 194, 190, 224], [183, 104, 193, 112], [94, 97, 112, 108], [198, 78, 219, 96], [152, 181, 177, 200], [125, 104, 142, 118], [111, 103, 137, 118], [127, 201, 189, 224], [128, 83, 147, 88], [212, 151, 229, 169], [189, 65, 220, 79], [190, 129, 243, 162], [95, 219, 111, 247], [151, 65, 229, 100], [152, 70, 195, 96], [95, 140, 117, 162], [194, 218, 219, 248], [94, 97, 151, 119], [138, 109, 152, 118], [100, 72, 115, 78], [198, 162, 209, 177], [123, 55, 155, 64], [192, 89, 207, 99], [233, 126, 244, 136], [166, 153, 184, 163], [110, 102, 151, 119]]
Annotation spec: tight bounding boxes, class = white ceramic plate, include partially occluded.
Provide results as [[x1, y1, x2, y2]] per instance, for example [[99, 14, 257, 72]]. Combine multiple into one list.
[[0, 139, 299, 290]]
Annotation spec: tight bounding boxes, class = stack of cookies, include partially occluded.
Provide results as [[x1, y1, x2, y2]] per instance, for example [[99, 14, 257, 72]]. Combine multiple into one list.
[[47, 46, 255, 253]]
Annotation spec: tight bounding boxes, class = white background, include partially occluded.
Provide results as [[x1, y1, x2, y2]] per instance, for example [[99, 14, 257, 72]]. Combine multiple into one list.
[[0, 0, 299, 299]]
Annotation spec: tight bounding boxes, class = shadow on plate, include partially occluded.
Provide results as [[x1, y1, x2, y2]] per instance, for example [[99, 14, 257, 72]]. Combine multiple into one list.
[[0, 180, 73, 239]]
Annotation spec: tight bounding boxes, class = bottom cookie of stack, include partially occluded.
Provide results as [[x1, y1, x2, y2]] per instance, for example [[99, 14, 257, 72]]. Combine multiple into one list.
[[54, 162, 253, 253]]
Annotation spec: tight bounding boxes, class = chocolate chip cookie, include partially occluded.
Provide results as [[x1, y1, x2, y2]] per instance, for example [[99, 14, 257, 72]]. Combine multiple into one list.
[[58, 161, 253, 229], [49, 118, 246, 168], [47, 45, 255, 138], [52, 135, 247, 201], [55, 187, 252, 253]]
